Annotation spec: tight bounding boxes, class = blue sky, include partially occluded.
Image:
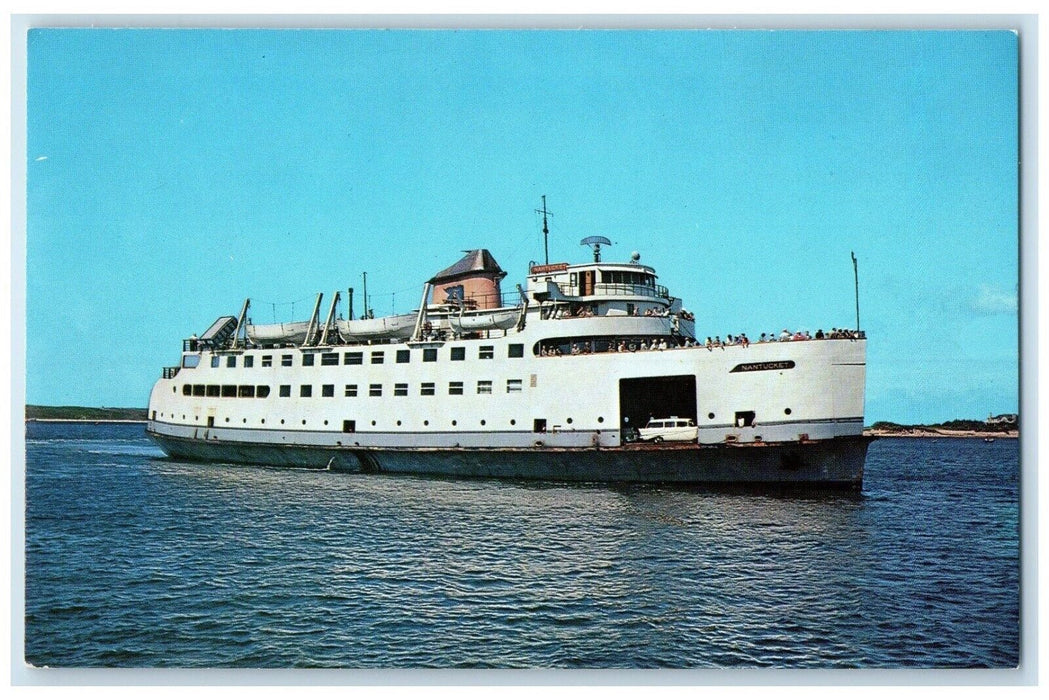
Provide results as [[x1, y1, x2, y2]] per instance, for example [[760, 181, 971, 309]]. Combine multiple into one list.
[[24, 29, 1018, 424]]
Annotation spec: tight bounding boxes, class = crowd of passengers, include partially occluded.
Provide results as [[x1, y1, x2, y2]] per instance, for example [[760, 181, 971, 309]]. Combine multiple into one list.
[[538, 327, 861, 357]]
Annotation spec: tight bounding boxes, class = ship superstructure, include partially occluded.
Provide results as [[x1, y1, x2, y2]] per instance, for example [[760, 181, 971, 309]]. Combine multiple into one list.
[[147, 232, 870, 488]]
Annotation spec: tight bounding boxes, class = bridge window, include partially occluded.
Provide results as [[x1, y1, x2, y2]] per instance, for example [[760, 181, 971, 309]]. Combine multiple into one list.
[[423, 348, 437, 362], [227, 356, 236, 368], [451, 347, 465, 361], [302, 353, 315, 367], [321, 353, 339, 366], [344, 352, 363, 365], [396, 349, 410, 363]]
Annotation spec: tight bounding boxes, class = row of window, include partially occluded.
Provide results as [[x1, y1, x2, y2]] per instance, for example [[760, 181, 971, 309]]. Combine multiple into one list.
[[205, 344, 525, 369], [182, 380, 525, 398]]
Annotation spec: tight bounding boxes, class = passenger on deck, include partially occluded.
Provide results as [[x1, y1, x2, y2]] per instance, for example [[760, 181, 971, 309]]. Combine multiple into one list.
[[779, 329, 792, 342]]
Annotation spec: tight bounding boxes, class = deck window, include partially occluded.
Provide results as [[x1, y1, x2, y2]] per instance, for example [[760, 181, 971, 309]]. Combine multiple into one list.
[[423, 348, 437, 362], [227, 356, 236, 368], [479, 345, 494, 359], [343, 420, 356, 433], [281, 354, 293, 367], [321, 352, 339, 366], [206, 385, 220, 397], [421, 382, 436, 396], [396, 349, 410, 363], [262, 355, 272, 367], [300, 385, 312, 397], [371, 352, 384, 365], [256, 386, 270, 398], [221, 385, 236, 397], [322, 384, 334, 397], [477, 380, 492, 394], [344, 352, 363, 365], [279, 385, 291, 397], [449, 381, 464, 396], [302, 353, 315, 367], [508, 344, 524, 358], [211, 356, 220, 368], [238, 385, 255, 398], [394, 383, 408, 396], [345, 384, 358, 397], [193, 385, 205, 396], [182, 385, 192, 396], [507, 379, 523, 393], [451, 347, 466, 361], [244, 355, 254, 368], [369, 384, 382, 397]]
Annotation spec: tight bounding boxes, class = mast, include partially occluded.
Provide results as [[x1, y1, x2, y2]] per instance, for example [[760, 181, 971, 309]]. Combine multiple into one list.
[[536, 195, 551, 265], [852, 251, 860, 332], [362, 272, 369, 319]]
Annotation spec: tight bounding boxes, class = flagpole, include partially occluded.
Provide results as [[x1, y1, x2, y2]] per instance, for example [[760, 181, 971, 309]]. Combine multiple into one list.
[[851, 251, 860, 332]]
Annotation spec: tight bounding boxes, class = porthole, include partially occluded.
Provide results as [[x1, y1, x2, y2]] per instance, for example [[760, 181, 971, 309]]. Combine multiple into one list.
[[424, 420, 429, 426], [172, 386, 176, 393], [510, 419, 516, 426], [242, 418, 247, 423], [396, 420, 402, 426], [480, 420, 486, 426], [261, 418, 266, 424], [708, 412, 715, 420], [225, 417, 229, 423], [280, 419, 285, 424], [567, 417, 573, 424], [302, 419, 307, 425], [598, 416, 604, 423], [182, 415, 185, 419], [324, 420, 329, 425], [784, 408, 792, 415], [371, 420, 377, 426], [452, 420, 458, 426]]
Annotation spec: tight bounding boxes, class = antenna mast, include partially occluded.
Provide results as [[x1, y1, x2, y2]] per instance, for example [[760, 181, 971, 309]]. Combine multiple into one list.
[[536, 195, 551, 265]]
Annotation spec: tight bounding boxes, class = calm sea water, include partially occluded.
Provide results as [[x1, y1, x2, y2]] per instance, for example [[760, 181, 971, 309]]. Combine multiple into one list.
[[23, 422, 1019, 669]]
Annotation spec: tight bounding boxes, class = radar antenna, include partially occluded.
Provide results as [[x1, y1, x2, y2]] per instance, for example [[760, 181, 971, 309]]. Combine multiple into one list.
[[580, 235, 612, 262]]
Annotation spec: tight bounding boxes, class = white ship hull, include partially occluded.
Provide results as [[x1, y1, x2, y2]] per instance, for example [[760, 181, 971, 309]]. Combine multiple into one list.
[[148, 245, 870, 489]]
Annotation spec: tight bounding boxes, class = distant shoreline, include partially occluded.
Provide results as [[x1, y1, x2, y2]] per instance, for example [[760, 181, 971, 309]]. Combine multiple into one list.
[[26, 418, 147, 424], [865, 429, 1018, 439]]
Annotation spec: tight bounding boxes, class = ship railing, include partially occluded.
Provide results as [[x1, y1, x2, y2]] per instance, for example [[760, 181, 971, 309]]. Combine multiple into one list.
[[162, 366, 180, 379]]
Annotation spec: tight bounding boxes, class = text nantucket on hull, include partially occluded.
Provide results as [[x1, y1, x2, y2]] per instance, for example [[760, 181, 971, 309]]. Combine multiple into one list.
[[147, 231, 871, 488]]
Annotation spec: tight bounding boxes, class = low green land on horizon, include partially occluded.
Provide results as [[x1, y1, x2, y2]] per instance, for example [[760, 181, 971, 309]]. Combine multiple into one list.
[[26, 405, 147, 421], [870, 418, 1018, 434]]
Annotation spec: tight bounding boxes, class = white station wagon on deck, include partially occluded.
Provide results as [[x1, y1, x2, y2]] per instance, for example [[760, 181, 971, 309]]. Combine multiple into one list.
[[637, 417, 699, 443]]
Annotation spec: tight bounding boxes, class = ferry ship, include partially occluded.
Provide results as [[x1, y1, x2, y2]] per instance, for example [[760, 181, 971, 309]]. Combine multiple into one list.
[[147, 228, 871, 489]]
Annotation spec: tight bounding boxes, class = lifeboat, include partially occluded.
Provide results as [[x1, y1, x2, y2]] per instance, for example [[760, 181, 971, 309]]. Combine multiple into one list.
[[336, 313, 416, 341], [449, 307, 520, 334], [245, 321, 311, 345]]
